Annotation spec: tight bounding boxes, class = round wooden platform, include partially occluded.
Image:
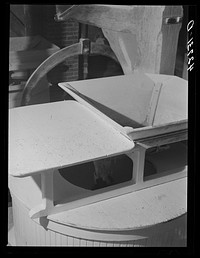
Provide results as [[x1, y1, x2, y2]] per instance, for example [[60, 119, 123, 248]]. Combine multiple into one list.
[[48, 177, 187, 231], [10, 177, 187, 246]]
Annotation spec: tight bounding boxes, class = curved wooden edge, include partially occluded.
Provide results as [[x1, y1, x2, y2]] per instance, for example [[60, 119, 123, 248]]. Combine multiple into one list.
[[21, 42, 82, 106], [20, 39, 119, 106], [47, 213, 187, 242]]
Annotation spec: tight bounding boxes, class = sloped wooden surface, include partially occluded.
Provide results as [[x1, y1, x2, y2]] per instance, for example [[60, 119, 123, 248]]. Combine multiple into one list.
[[153, 76, 188, 125], [59, 73, 188, 130], [60, 72, 155, 126]]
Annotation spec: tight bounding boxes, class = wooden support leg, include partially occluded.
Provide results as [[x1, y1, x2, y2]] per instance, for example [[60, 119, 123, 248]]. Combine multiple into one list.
[[28, 147, 146, 219], [127, 145, 146, 184], [29, 171, 54, 219]]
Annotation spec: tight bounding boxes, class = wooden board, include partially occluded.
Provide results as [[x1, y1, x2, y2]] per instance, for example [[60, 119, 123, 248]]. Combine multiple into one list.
[[128, 120, 187, 141], [9, 100, 134, 177]]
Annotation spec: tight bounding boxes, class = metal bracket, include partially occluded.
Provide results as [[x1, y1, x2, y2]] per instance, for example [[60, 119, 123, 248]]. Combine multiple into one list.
[[80, 38, 91, 55], [164, 16, 183, 25]]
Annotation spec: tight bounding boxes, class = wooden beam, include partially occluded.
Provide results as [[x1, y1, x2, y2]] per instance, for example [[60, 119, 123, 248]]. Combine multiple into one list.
[[127, 120, 187, 141], [29, 171, 54, 219], [145, 83, 163, 126]]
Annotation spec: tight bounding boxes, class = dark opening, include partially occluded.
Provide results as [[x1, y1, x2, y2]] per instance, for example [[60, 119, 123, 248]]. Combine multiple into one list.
[[144, 140, 187, 180], [87, 55, 124, 79], [59, 154, 133, 190]]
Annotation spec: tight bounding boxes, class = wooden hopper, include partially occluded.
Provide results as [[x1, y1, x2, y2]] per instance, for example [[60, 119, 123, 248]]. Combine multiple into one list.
[[8, 73, 187, 246], [9, 72, 187, 218], [55, 5, 183, 75]]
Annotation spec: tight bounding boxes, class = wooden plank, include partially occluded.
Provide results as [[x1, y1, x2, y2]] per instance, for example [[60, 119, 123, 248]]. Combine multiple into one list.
[[73, 238, 80, 246], [145, 83, 163, 126], [45, 229, 51, 246], [86, 240, 94, 246], [100, 241, 107, 247], [67, 236, 74, 246], [61, 234, 68, 246], [130, 146, 146, 183], [9, 100, 134, 177], [50, 231, 56, 246], [137, 130, 187, 149], [80, 239, 87, 246], [127, 120, 187, 141]]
